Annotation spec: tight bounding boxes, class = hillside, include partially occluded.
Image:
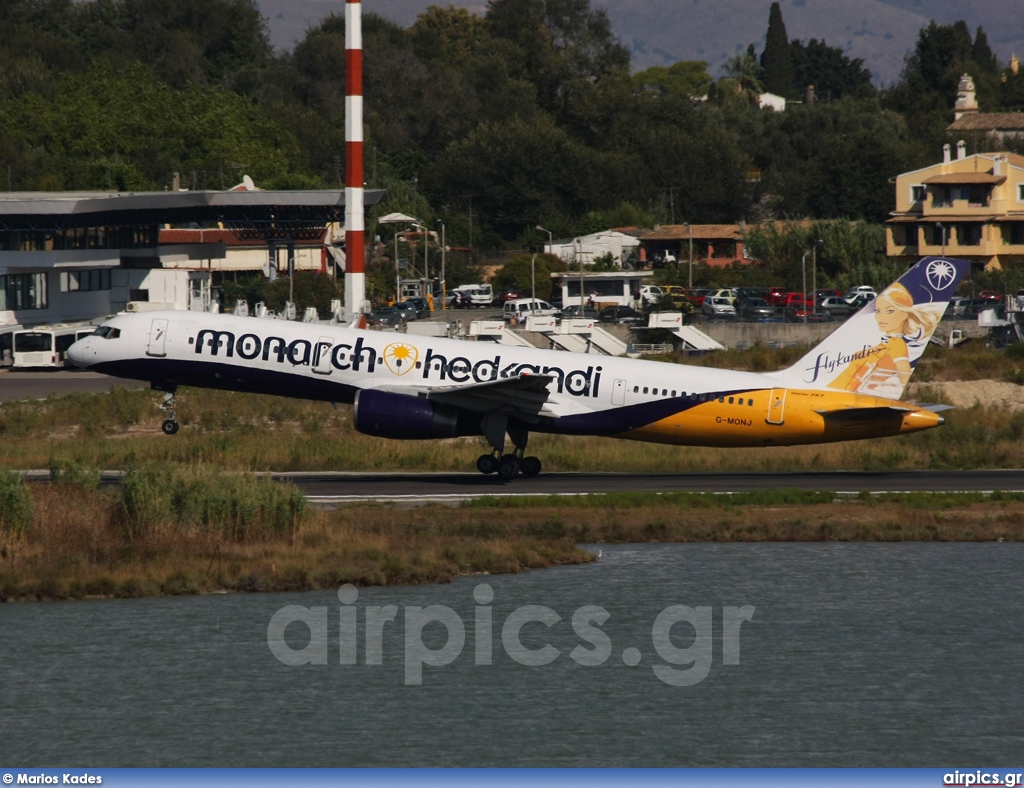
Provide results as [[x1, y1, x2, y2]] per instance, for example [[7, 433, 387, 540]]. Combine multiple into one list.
[[255, 0, 1024, 86]]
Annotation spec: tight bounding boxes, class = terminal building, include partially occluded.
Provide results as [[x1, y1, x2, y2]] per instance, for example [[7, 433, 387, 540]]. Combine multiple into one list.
[[0, 181, 383, 329]]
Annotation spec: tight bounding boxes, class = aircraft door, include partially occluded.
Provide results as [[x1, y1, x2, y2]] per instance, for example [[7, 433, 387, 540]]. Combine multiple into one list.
[[147, 318, 169, 357], [313, 336, 334, 375], [612, 378, 626, 406], [767, 388, 787, 425]]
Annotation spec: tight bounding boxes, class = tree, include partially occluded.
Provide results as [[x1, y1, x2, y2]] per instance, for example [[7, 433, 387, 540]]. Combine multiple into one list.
[[789, 39, 874, 101], [484, 0, 630, 125], [719, 45, 764, 105], [760, 2, 792, 98], [490, 253, 566, 296], [632, 61, 712, 99]]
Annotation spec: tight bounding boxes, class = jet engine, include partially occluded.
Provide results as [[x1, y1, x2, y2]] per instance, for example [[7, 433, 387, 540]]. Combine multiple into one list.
[[353, 389, 480, 440]]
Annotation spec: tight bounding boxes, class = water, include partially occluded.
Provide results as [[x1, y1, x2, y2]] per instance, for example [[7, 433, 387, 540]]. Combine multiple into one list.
[[2, 543, 1022, 766]]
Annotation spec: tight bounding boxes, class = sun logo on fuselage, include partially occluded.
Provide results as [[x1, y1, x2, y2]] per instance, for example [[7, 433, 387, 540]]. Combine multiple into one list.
[[382, 342, 419, 376]]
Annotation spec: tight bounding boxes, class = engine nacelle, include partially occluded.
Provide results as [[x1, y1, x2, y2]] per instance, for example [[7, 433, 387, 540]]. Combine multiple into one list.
[[353, 388, 479, 440]]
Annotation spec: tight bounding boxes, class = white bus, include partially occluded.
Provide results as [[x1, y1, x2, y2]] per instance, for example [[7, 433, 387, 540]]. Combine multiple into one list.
[[11, 325, 96, 369], [0, 324, 24, 367]]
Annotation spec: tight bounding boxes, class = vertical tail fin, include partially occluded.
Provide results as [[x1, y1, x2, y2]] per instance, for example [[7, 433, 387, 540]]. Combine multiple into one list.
[[770, 257, 970, 400]]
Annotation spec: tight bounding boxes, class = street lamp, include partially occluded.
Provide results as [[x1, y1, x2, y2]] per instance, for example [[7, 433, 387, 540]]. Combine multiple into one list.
[[811, 238, 822, 315], [536, 225, 552, 254], [437, 220, 446, 314], [801, 251, 809, 325], [684, 223, 694, 289], [575, 237, 585, 307]]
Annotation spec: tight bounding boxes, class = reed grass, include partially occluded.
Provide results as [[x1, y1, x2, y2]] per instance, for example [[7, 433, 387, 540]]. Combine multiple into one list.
[[3, 465, 1021, 602], [0, 471, 595, 601]]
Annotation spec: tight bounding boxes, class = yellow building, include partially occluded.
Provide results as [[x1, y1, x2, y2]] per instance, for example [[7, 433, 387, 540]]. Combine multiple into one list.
[[886, 145, 1024, 271]]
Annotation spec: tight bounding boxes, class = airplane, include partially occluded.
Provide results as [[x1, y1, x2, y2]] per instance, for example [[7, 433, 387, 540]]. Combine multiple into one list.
[[67, 256, 969, 480]]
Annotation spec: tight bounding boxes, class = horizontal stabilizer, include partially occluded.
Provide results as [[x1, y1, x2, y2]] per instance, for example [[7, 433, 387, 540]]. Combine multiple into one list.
[[916, 402, 956, 413]]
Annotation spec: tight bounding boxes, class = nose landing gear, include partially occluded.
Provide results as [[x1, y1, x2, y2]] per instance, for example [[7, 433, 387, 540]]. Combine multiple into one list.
[[158, 388, 179, 435]]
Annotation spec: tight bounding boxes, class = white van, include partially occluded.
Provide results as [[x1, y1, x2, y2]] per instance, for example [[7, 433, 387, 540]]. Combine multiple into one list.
[[503, 298, 558, 323], [448, 283, 494, 308]]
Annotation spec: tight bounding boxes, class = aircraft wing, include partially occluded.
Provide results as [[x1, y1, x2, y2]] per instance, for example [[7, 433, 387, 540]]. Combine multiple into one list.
[[378, 374, 560, 420]]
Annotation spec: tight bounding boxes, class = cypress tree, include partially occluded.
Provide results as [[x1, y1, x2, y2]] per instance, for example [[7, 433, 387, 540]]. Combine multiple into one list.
[[760, 2, 792, 97]]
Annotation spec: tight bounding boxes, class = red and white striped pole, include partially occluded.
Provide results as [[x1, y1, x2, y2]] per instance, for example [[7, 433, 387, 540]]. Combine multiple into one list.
[[344, 0, 366, 317]]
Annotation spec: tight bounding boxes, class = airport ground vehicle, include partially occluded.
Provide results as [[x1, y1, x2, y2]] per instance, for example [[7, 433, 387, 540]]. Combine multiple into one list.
[[503, 298, 558, 323], [11, 325, 95, 368], [0, 324, 24, 366], [448, 284, 494, 308]]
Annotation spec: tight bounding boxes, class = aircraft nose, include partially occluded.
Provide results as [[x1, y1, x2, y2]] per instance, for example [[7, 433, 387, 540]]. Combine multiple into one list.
[[67, 338, 90, 369]]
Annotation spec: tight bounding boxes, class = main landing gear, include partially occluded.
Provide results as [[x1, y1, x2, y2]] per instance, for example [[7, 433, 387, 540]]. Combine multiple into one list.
[[475, 414, 541, 480], [159, 387, 179, 435]]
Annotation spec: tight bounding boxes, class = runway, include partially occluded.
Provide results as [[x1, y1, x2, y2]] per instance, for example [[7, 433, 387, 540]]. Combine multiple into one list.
[[275, 469, 1024, 505], [0, 370, 145, 402]]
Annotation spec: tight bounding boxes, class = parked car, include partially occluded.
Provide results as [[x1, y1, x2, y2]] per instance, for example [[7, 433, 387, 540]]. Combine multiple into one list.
[[598, 305, 643, 325], [819, 296, 855, 319], [638, 285, 664, 307], [702, 296, 736, 319], [503, 298, 558, 323], [708, 288, 739, 304], [948, 297, 972, 318], [686, 288, 710, 308], [963, 298, 996, 317], [978, 290, 1002, 302], [736, 297, 775, 321], [403, 297, 431, 318], [661, 286, 692, 308], [782, 292, 813, 310], [558, 305, 599, 320], [845, 291, 876, 308], [367, 306, 405, 327], [814, 288, 843, 301], [497, 289, 523, 304], [392, 301, 418, 322], [785, 306, 831, 323], [766, 286, 789, 307]]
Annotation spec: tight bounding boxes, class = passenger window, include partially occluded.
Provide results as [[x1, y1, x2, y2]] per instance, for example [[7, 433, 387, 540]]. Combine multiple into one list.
[[749, 400, 754, 407], [643, 387, 649, 394], [738, 398, 744, 405], [671, 390, 676, 397], [633, 386, 639, 393], [718, 396, 724, 403], [728, 397, 734, 404]]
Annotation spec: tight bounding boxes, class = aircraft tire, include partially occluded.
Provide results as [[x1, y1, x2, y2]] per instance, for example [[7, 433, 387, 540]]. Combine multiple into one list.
[[476, 454, 498, 475], [520, 456, 542, 477], [497, 455, 520, 481], [162, 419, 180, 435]]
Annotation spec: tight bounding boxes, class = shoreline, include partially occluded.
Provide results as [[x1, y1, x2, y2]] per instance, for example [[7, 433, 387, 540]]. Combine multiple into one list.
[[4, 491, 1022, 603]]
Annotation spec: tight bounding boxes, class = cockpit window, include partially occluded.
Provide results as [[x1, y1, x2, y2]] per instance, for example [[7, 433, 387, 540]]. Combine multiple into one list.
[[93, 326, 121, 339]]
